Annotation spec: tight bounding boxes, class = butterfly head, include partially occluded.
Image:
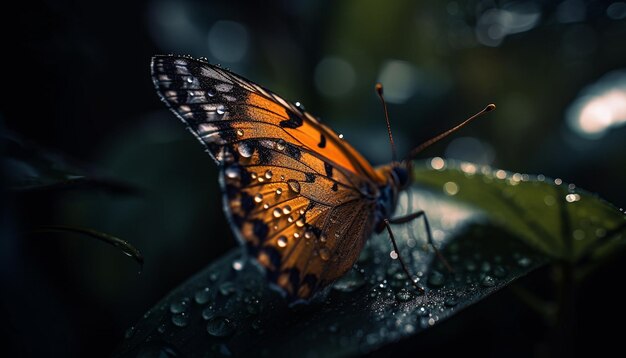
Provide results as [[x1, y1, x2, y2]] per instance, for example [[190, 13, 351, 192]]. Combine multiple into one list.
[[390, 163, 411, 190], [391, 165, 411, 190]]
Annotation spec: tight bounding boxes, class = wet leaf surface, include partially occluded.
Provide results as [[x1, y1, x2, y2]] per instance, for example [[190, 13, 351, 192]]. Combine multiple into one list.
[[116, 160, 626, 357], [116, 188, 546, 357]]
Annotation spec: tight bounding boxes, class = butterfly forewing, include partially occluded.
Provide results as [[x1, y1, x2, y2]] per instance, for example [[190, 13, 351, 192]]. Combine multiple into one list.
[[151, 55, 383, 300]]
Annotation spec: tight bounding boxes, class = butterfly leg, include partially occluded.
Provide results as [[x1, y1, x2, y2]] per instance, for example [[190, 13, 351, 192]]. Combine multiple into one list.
[[383, 219, 425, 294], [389, 211, 454, 273]]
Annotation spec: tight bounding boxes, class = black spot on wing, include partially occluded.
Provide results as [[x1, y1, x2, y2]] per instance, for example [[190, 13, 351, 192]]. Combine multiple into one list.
[[279, 112, 304, 129], [261, 246, 282, 279], [331, 183, 338, 192], [324, 162, 333, 178], [305, 224, 322, 238], [248, 140, 273, 164], [305, 173, 315, 183], [284, 143, 301, 160], [240, 192, 255, 215], [318, 133, 326, 148], [252, 219, 269, 241]]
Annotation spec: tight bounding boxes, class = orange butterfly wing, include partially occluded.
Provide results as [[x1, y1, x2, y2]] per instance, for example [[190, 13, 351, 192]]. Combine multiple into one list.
[[151, 55, 387, 301]]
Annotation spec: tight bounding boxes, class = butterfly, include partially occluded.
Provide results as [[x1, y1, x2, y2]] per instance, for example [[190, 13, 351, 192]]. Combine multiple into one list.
[[150, 54, 494, 303]]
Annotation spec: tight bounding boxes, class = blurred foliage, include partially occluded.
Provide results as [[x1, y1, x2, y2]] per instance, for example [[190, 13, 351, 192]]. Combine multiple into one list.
[[413, 159, 626, 263]]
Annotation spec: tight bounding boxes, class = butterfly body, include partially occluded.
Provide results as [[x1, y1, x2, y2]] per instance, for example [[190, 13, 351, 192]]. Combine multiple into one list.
[[151, 55, 408, 302]]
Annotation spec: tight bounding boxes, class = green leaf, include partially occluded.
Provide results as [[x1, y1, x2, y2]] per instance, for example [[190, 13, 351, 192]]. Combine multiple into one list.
[[412, 158, 626, 263], [116, 188, 546, 357], [2, 132, 137, 194], [28, 225, 144, 269]]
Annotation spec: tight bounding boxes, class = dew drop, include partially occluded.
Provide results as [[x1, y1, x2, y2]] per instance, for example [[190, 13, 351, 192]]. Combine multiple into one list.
[[395, 288, 414, 302], [293, 232, 300, 238], [277, 236, 288, 248], [124, 326, 136, 339], [296, 217, 306, 228], [481, 275, 496, 287], [275, 188, 283, 195], [216, 105, 225, 115], [495, 170, 507, 179], [319, 233, 327, 243], [273, 208, 282, 218], [304, 230, 313, 239], [282, 205, 292, 214], [338, 134, 344, 139], [238, 142, 253, 158], [232, 259, 244, 271], [333, 270, 365, 292], [276, 139, 286, 150], [493, 265, 507, 278], [254, 194, 263, 203], [428, 318, 436, 326], [287, 179, 301, 193], [206, 316, 236, 337], [554, 178, 563, 185], [390, 250, 399, 260], [202, 306, 215, 320], [444, 297, 458, 307], [219, 281, 236, 296], [186, 77, 193, 83], [287, 215, 294, 223], [171, 312, 189, 327], [517, 256, 532, 267], [236, 129, 244, 137], [169, 298, 190, 314], [224, 166, 240, 179], [264, 170, 273, 179], [194, 287, 211, 304], [319, 248, 330, 261], [263, 203, 270, 210]]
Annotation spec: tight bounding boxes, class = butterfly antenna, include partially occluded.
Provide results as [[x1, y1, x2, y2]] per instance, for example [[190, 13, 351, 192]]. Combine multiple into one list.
[[404, 104, 496, 162], [376, 83, 398, 164]]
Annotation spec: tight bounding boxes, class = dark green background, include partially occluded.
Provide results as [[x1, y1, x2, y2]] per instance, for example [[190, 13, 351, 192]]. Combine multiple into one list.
[[3, 0, 625, 356]]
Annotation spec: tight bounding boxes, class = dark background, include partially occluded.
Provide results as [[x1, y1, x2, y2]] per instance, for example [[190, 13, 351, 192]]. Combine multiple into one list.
[[2, 0, 626, 357]]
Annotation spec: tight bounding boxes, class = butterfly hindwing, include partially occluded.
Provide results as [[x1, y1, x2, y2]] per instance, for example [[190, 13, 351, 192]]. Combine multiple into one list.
[[151, 55, 383, 300]]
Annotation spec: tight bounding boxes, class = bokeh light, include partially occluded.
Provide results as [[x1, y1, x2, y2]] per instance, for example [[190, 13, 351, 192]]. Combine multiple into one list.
[[314, 56, 356, 97], [207, 21, 249, 63], [475, 2, 541, 47], [567, 70, 626, 139]]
